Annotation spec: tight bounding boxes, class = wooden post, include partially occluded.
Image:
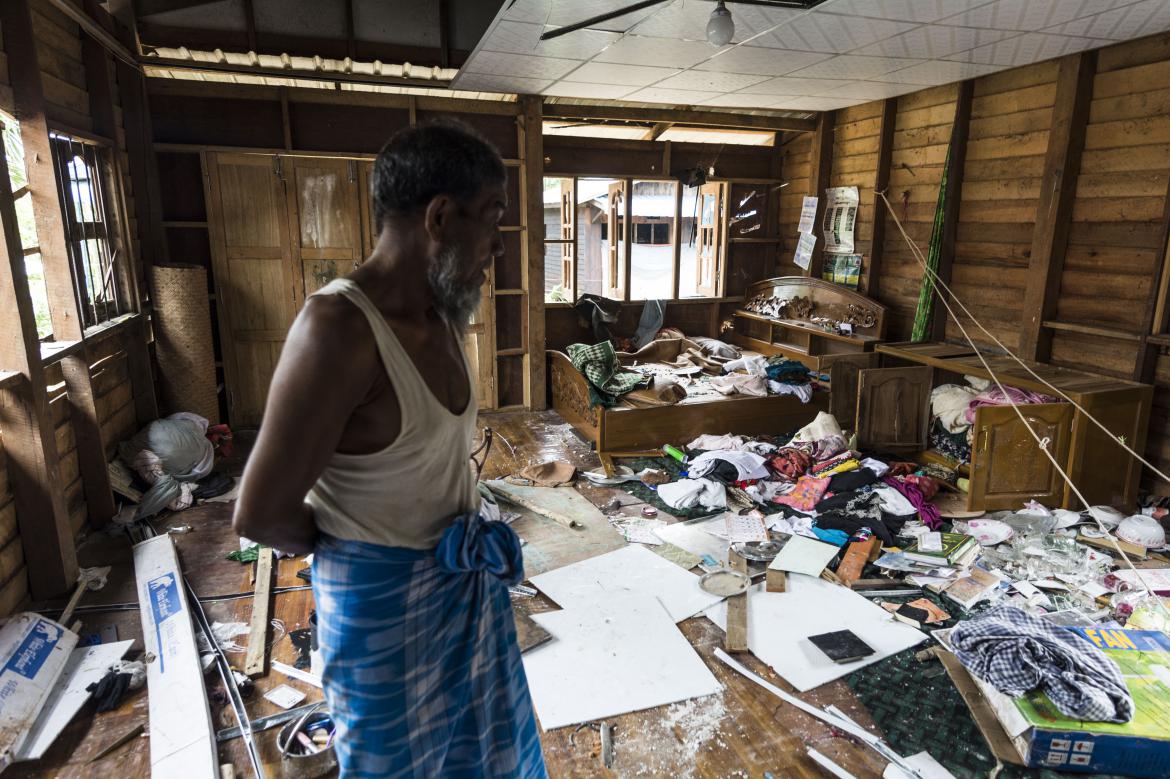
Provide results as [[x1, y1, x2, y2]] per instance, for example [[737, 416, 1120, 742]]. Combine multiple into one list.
[[1136, 176, 1170, 383], [1020, 51, 1097, 362], [806, 111, 835, 279], [0, 125, 79, 599], [520, 96, 546, 410], [725, 549, 749, 652], [865, 98, 897, 298], [929, 80, 974, 342], [3, 0, 117, 525]]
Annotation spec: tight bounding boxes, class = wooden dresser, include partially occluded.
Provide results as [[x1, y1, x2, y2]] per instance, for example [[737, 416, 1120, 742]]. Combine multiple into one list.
[[729, 277, 888, 372], [833, 341, 1153, 511]]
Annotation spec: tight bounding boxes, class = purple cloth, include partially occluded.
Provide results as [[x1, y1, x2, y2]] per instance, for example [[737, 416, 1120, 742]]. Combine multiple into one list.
[[964, 386, 1059, 424], [882, 476, 941, 529]]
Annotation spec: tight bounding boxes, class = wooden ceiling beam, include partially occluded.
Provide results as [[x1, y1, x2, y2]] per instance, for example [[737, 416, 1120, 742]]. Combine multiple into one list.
[[644, 122, 673, 141], [439, 0, 450, 69], [543, 104, 817, 133]]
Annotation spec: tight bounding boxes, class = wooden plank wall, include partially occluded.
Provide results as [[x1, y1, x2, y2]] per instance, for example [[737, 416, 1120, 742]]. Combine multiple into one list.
[[781, 31, 1170, 496], [828, 101, 883, 274], [0, 437, 29, 616], [31, 0, 91, 131], [777, 132, 811, 268], [946, 62, 1059, 352]]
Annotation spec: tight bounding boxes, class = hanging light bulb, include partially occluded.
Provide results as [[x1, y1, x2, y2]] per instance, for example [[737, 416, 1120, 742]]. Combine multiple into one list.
[[706, 1, 735, 47]]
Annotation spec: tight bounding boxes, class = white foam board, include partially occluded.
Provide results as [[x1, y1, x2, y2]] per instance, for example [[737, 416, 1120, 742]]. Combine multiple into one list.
[[529, 544, 724, 622], [134, 534, 218, 778], [706, 576, 927, 691], [0, 613, 78, 770], [523, 594, 722, 730]]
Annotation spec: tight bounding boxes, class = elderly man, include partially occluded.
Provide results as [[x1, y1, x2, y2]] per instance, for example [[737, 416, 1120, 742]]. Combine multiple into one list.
[[233, 120, 545, 778]]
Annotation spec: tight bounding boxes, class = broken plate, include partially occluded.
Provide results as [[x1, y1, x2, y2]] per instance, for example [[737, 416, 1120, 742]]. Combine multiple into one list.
[[966, 519, 1013, 546]]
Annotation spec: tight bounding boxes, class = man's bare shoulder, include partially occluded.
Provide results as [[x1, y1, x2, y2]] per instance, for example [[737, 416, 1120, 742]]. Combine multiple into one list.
[[286, 294, 377, 374]]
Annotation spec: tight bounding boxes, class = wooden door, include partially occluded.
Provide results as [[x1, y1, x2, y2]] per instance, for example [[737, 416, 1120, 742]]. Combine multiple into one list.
[[286, 157, 364, 304], [204, 152, 296, 426], [696, 182, 724, 297], [855, 366, 932, 450], [969, 404, 1073, 510], [605, 181, 627, 300], [559, 178, 575, 298], [358, 160, 377, 256]]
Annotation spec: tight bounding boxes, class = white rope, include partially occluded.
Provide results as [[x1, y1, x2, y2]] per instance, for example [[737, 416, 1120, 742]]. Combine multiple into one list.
[[877, 191, 1170, 621], [877, 190, 1170, 489]]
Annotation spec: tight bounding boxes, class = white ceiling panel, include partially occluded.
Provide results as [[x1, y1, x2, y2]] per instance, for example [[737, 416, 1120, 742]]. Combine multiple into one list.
[[950, 32, 1112, 66], [625, 86, 721, 104], [503, 0, 660, 31], [483, 20, 619, 59], [737, 76, 854, 97], [559, 61, 681, 86], [1042, 0, 1170, 41], [817, 0, 987, 24], [787, 54, 923, 80], [463, 50, 581, 80], [937, 0, 1134, 32], [457, 0, 1170, 113], [852, 24, 1014, 59], [651, 69, 770, 92], [629, 0, 800, 43], [755, 12, 919, 53], [695, 46, 833, 76], [542, 82, 638, 100], [874, 59, 1002, 85], [593, 36, 716, 68]]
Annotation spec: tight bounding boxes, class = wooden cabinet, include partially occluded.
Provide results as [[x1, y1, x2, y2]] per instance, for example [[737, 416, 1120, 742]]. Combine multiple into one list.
[[856, 366, 932, 451], [874, 341, 1153, 510], [730, 277, 887, 373]]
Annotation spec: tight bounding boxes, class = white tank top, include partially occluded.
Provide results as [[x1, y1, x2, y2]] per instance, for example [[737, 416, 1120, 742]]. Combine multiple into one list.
[[305, 278, 479, 549]]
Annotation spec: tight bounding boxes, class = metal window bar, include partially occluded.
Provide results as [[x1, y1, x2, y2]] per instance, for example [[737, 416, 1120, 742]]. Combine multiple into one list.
[[82, 142, 116, 321], [88, 144, 122, 315], [50, 135, 91, 327], [66, 141, 101, 325]]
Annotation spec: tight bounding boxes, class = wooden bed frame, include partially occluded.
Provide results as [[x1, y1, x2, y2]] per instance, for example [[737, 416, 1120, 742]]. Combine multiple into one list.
[[549, 350, 830, 472]]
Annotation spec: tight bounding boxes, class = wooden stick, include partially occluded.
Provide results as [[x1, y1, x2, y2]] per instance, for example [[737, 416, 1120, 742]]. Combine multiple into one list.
[[765, 567, 787, 593], [725, 549, 749, 652], [244, 547, 274, 677]]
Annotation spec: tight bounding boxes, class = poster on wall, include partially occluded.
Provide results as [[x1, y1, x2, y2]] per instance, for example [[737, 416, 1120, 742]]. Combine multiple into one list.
[[793, 232, 816, 270], [822, 187, 859, 254], [823, 254, 862, 289], [797, 196, 818, 235]]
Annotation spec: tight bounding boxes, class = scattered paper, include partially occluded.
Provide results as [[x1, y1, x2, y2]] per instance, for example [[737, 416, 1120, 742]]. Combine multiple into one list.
[[523, 595, 722, 730], [619, 518, 666, 546], [529, 544, 725, 623], [1012, 581, 1053, 608], [263, 684, 307, 710], [768, 535, 839, 578], [706, 577, 926, 692], [884, 751, 957, 779], [821, 186, 859, 253], [793, 231, 816, 270], [919, 532, 943, 553], [944, 567, 1001, 608], [725, 513, 768, 544], [797, 196, 818, 234], [1113, 567, 1170, 594]]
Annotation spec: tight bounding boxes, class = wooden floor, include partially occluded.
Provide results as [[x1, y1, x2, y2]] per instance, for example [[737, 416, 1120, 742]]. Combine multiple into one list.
[[16, 409, 892, 778]]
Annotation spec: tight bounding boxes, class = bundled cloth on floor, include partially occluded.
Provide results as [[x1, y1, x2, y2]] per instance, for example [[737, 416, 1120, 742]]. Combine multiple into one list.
[[767, 382, 813, 403], [809, 451, 859, 477], [567, 341, 650, 406], [312, 510, 546, 777], [783, 434, 848, 461], [792, 411, 844, 443], [813, 491, 911, 546], [881, 476, 941, 529], [657, 478, 727, 510], [689, 450, 770, 481], [767, 449, 814, 481], [119, 412, 216, 518], [505, 461, 576, 487], [949, 605, 1134, 724]]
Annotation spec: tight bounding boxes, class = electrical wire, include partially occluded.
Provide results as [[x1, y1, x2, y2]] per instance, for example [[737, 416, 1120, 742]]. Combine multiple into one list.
[[877, 190, 1170, 621]]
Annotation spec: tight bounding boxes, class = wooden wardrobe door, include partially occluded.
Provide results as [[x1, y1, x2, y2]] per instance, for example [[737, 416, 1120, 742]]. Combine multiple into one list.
[[695, 182, 724, 298], [286, 157, 363, 303], [358, 160, 377, 256], [855, 366, 932, 450], [969, 403, 1073, 510], [605, 181, 627, 300]]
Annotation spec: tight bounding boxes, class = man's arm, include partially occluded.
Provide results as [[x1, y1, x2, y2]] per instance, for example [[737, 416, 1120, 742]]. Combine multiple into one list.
[[232, 297, 377, 554]]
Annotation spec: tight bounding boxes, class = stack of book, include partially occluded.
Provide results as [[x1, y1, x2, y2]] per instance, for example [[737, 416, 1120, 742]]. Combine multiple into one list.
[[903, 532, 980, 569]]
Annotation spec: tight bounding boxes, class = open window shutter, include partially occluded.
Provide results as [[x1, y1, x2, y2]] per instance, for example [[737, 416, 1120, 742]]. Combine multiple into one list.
[[560, 179, 574, 299], [855, 366, 932, 450], [695, 182, 723, 297], [606, 181, 627, 300], [969, 403, 1073, 510]]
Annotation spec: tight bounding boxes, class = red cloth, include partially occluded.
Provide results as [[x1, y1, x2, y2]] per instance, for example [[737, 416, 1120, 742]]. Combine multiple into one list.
[[767, 449, 813, 481], [773, 475, 830, 512]]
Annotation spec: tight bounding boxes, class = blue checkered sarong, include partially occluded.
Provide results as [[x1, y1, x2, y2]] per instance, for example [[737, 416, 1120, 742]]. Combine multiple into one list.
[[312, 514, 547, 778]]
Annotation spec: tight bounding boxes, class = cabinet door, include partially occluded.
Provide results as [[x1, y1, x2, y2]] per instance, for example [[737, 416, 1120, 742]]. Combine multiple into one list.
[[855, 366, 932, 450], [829, 353, 879, 427], [205, 152, 296, 427], [969, 403, 1072, 510], [695, 182, 724, 297], [605, 181, 627, 300], [286, 157, 363, 304]]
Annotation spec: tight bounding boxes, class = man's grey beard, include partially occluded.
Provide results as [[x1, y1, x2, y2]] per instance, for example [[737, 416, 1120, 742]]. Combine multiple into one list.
[[426, 245, 482, 335]]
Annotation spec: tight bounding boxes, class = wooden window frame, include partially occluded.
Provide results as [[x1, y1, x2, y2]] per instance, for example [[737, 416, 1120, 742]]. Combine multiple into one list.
[[542, 174, 729, 304]]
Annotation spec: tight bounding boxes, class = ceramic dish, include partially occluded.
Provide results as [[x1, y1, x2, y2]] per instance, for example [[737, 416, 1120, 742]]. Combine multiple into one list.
[[966, 519, 1013, 545]]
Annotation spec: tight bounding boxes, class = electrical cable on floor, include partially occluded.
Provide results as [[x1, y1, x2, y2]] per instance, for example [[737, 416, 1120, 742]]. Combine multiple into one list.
[[44, 584, 314, 618], [185, 576, 266, 779], [878, 191, 1170, 622]]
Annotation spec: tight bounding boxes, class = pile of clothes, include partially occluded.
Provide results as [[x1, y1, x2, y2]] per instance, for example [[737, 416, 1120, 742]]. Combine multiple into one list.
[[929, 377, 1061, 464]]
